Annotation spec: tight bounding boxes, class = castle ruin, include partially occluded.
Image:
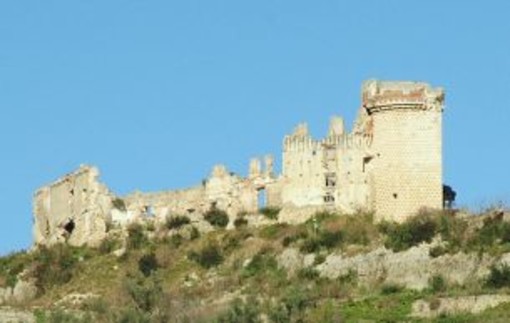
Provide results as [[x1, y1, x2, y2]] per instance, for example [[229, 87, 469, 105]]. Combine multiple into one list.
[[33, 80, 445, 247]]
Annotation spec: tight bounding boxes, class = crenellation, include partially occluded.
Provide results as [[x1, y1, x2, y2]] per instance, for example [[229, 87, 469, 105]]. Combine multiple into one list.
[[32, 79, 446, 247]]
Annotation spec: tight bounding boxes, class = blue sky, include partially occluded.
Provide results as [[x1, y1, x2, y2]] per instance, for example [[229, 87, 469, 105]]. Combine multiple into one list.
[[1, 1, 509, 255]]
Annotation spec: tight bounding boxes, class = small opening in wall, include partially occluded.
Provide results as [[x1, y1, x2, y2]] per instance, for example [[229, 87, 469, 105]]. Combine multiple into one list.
[[144, 205, 155, 217], [312, 150, 317, 156], [258, 188, 267, 209], [325, 173, 337, 187], [63, 219, 75, 235], [324, 195, 335, 203], [393, 193, 398, 199]]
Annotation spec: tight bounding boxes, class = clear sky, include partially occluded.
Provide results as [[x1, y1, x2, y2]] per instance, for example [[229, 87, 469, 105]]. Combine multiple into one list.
[[1, 1, 509, 255]]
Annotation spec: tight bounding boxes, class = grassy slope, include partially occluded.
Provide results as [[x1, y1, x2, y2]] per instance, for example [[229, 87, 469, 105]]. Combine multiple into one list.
[[2, 210, 510, 322]]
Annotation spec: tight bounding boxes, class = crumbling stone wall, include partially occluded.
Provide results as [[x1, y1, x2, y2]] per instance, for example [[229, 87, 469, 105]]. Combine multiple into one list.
[[33, 165, 113, 247], [32, 79, 446, 247]]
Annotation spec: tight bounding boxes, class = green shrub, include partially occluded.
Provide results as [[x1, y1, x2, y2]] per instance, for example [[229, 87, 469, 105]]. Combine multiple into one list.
[[204, 207, 229, 228], [138, 253, 159, 277], [299, 230, 343, 253], [282, 229, 308, 247], [380, 215, 437, 252], [124, 275, 163, 313], [170, 234, 183, 248], [297, 267, 320, 280], [242, 251, 278, 278], [98, 237, 121, 255], [216, 297, 261, 323], [429, 275, 446, 292], [32, 244, 80, 293], [190, 226, 200, 240], [486, 264, 510, 289], [438, 214, 467, 250], [0, 251, 30, 288], [381, 284, 403, 295], [188, 245, 224, 269], [127, 223, 148, 250], [165, 215, 191, 230], [112, 198, 127, 212], [234, 217, 248, 228], [259, 223, 289, 240], [429, 245, 448, 258], [222, 231, 251, 253], [470, 215, 510, 250], [260, 207, 281, 220]]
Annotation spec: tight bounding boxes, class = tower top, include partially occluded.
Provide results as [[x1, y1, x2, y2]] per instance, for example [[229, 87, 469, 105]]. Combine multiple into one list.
[[362, 80, 444, 113]]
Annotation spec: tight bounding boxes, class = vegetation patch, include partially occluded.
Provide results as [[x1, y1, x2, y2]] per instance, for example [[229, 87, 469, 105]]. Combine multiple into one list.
[[204, 207, 229, 228], [188, 244, 224, 269], [379, 213, 438, 252], [138, 252, 159, 277], [165, 215, 191, 230], [126, 223, 149, 250], [259, 206, 281, 220], [486, 264, 510, 289], [233, 216, 248, 228]]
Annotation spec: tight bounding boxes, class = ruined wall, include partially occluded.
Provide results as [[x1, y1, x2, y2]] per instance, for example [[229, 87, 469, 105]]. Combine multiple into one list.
[[33, 166, 113, 247], [280, 119, 372, 213], [32, 79, 446, 248], [362, 80, 444, 221]]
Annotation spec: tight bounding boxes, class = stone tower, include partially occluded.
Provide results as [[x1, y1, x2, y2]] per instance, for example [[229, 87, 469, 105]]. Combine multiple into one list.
[[362, 80, 445, 221]]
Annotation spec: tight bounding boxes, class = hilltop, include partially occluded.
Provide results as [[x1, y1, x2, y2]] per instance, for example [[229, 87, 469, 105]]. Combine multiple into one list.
[[3, 208, 510, 322]]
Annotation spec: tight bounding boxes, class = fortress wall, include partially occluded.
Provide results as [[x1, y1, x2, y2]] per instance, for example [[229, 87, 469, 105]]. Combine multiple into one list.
[[364, 80, 444, 222], [370, 109, 442, 221], [33, 166, 112, 247]]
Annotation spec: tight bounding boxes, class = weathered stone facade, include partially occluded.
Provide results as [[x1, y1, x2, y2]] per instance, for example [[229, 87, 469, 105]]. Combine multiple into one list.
[[32, 80, 445, 246]]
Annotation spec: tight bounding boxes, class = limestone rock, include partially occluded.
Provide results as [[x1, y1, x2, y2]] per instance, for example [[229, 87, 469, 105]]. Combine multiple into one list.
[[412, 295, 510, 318], [0, 307, 34, 323]]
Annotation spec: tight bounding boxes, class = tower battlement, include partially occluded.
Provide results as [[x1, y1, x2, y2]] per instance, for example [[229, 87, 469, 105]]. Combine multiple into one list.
[[362, 80, 444, 113]]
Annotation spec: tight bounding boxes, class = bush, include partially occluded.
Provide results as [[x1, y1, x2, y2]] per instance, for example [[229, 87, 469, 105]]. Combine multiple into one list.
[[188, 245, 223, 269], [169, 234, 183, 248], [216, 297, 261, 323], [297, 267, 320, 280], [429, 245, 448, 258], [190, 226, 200, 240], [138, 253, 159, 277], [32, 244, 80, 293], [486, 264, 510, 289], [242, 251, 278, 278], [470, 215, 510, 249], [0, 251, 30, 288], [380, 215, 437, 252], [112, 198, 127, 212], [204, 207, 229, 228], [429, 275, 446, 292], [98, 237, 121, 254], [124, 275, 163, 313], [127, 223, 149, 250], [260, 207, 281, 220], [259, 223, 289, 240], [234, 217, 248, 228], [166, 215, 191, 230], [299, 230, 343, 253], [381, 284, 403, 295]]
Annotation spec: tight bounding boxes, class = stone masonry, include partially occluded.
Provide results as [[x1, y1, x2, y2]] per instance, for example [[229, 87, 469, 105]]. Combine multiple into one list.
[[32, 80, 445, 247]]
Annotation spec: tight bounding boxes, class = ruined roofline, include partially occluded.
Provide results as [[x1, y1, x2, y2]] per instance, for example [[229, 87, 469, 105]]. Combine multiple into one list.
[[33, 164, 98, 196], [362, 79, 444, 113]]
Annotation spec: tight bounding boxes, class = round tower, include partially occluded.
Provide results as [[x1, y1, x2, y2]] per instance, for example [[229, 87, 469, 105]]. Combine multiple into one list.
[[362, 80, 445, 222]]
